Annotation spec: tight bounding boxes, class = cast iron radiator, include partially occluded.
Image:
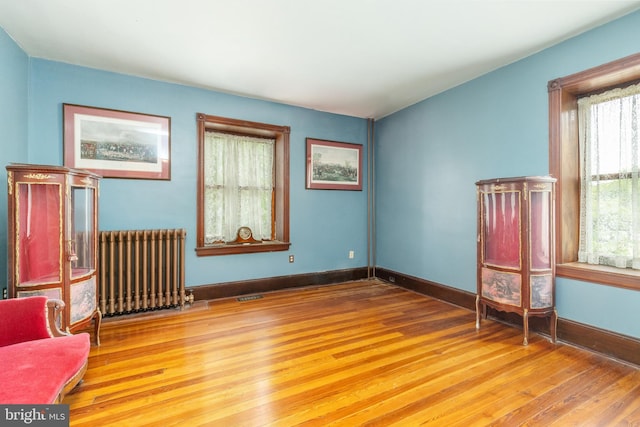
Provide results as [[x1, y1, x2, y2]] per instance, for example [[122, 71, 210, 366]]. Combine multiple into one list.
[[98, 229, 191, 316]]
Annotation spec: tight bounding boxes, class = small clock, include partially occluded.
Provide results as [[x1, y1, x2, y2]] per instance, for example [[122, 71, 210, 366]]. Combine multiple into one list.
[[238, 226, 252, 240], [233, 226, 261, 244]]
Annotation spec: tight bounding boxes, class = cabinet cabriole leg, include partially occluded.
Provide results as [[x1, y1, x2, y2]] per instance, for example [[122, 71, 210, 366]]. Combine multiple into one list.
[[523, 309, 529, 346], [551, 308, 558, 343], [94, 309, 102, 346]]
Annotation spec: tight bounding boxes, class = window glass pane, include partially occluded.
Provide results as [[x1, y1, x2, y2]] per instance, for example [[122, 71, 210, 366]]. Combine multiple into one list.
[[482, 191, 520, 269], [588, 94, 639, 175], [17, 183, 61, 285], [203, 131, 274, 243], [578, 84, 640, 269], [71, 187, 95, 278], [589, 178, 633, 259], [530, 191, 551, 270]]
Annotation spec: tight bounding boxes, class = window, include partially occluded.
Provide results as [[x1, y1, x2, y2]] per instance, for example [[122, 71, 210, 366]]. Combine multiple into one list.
[[577, 84, 640, 269], [196, 113, 290, 256], [548, 52, 640, 290], [204, 132, 275, 241]]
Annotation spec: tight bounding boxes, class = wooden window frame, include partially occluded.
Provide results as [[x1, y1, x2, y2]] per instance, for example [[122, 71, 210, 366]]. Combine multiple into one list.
[[548, 52, 640, 290], [195, 113, 291, 256]]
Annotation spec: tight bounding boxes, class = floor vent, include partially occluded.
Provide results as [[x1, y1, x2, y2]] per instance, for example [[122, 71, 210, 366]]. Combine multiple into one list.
[[237, 295, 264, 302]]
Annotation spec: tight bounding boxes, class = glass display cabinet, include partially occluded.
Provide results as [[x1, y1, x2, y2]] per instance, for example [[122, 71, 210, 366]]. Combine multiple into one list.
[[476, 176, 557, 345], [7, 164, 101, 345]]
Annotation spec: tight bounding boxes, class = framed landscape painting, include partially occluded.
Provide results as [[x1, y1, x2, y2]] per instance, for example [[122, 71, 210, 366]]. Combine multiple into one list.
[[63, 104, 170, 179], [306, 138, 362, 190]]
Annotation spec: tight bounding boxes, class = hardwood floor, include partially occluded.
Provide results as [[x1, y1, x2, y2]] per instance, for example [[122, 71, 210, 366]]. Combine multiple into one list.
[[65, 280, 640, 426]]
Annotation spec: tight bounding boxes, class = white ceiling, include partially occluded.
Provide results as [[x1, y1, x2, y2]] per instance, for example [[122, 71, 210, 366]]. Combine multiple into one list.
[[1, 1, 640, 119]]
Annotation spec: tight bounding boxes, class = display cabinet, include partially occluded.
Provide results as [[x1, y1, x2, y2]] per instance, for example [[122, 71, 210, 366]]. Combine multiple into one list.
[[476, 176, 557, 345], [6, 164, 101, 345]]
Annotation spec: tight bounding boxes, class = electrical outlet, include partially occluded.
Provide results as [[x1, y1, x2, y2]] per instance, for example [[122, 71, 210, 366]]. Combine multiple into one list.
[[349, 250, 354, 259], [2, 288, 6, 299], [289, 255, 294, 263]]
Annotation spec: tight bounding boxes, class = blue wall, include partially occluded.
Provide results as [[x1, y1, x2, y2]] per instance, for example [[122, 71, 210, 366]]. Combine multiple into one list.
[[0, 28, 28, 297], [6, 59, 369, 289], [375, 10, 640, 339]]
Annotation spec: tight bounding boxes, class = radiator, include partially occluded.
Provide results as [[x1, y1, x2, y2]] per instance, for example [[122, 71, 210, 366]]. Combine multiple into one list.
[[98, 229, 192, 316]]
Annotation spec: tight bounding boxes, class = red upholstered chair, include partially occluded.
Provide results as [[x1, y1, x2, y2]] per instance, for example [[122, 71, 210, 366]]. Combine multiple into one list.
[[0, 296, 90, 404]]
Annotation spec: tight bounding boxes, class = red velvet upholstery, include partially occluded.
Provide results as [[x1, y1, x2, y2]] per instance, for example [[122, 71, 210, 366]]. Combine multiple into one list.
[[0, 296, 51, 347], [0, 334, 90, 403], [0, 296, 90, 404]]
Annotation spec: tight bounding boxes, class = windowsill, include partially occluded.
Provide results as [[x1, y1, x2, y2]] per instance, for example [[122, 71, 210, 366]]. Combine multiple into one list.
[[195, 240, 291, 256], [557, 262, 640, 291]]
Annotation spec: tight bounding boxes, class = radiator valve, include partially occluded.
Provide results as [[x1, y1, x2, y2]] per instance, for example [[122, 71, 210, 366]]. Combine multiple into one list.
[[185, 289, 195, 305]]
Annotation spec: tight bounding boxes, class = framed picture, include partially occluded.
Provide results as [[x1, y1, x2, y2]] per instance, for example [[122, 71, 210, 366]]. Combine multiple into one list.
[[63, 104, 170, 180], [306, 138, 362, 190]]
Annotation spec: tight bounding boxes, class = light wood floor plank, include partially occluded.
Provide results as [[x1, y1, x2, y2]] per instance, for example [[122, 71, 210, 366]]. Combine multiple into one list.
[[64, 279, 640, 426], [552, 369, 640, 425]]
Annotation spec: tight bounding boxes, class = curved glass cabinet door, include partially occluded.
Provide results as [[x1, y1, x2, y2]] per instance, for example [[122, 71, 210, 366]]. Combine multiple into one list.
[[16, 182, 62, 286]]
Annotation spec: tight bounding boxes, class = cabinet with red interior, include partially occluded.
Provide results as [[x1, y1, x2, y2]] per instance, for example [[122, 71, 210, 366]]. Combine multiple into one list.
[[476, 176, 557, 345]]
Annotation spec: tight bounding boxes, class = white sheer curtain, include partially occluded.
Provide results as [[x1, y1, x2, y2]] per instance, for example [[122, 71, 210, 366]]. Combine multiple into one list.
[[203, 131, 274, 243], [578, 82, 640, 269]]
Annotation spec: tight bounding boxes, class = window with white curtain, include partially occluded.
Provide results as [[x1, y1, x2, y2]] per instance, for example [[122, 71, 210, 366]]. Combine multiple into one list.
[[195, 113, 290, 256], [203, 131, 275, 243], [578, 83, 640, 269]]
